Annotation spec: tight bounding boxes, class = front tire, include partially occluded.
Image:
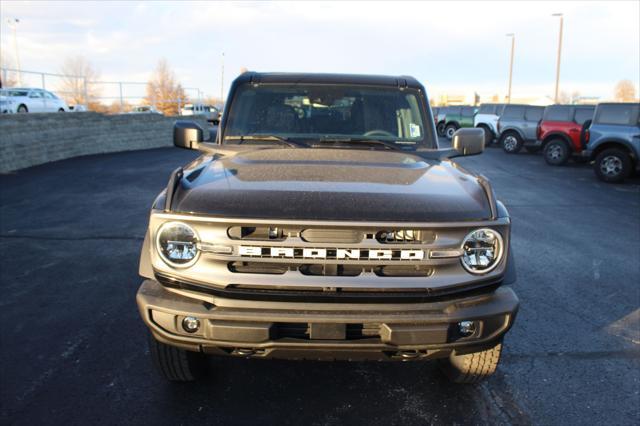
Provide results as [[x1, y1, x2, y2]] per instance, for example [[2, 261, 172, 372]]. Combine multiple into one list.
[[445, 124, 458, 140], [439, 340, 503, 384], [500, 132, 523, 154], [148, 335, 206, 382], [594, 148, 632, 183], [544, 139, 571, 166]]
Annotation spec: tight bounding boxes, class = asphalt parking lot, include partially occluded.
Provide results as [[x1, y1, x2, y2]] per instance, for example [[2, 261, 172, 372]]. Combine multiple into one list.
[[1, 140, 639, 425]]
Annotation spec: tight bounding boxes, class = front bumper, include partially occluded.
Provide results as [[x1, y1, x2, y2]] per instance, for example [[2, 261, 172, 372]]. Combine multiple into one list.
[[137, 280, 519, 361]]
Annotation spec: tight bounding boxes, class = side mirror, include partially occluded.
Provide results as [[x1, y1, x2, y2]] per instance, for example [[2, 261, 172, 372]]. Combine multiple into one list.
[[174, 121, 203, 150], [452, 128, 484, 156]]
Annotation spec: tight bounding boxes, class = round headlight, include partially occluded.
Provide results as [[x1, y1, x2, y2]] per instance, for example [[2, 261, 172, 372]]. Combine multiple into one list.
[[460, 228, 503, 274], [156, 222, 199, 267]]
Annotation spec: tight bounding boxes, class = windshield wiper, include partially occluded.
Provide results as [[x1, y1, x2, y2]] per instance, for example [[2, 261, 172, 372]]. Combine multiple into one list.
[[316, 137, 407, 152], [225, 135, 308, 148]]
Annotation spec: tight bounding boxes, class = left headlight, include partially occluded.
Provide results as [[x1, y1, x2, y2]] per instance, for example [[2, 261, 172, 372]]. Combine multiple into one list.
[[156, 221, 199, 267], [460, 228, 504, 274]]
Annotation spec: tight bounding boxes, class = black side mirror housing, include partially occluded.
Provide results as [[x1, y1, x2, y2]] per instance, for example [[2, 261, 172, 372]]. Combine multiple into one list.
[[452, 128, 485, 156], [174, 121, 203, 150]]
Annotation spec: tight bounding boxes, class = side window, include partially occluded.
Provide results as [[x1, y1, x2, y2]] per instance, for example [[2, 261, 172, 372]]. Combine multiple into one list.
[[478, 104, 494, 114], [449, 106, 461, 116], [574, 108, 595, 125], [44, 91, 56, 99], [543, 106, 572, 122], [462, 107, 476, 117], [496, 104, 506, 116], [30, 90, 43, 98], [525, 107, 543, 122], [502, 105, 525, 119], [595, 104, 640, 125]]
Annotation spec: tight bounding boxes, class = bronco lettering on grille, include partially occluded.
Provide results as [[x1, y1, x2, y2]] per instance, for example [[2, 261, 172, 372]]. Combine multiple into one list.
[[237, 246, 425, 261]]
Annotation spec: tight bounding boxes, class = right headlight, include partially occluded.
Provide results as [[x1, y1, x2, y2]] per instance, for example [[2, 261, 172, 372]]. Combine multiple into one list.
[[156, 221, 200, 267], [460, 228, 504, 274]]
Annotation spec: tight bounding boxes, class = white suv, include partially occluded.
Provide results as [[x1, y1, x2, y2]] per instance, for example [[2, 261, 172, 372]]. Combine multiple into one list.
[[474, 103, 505, 145]]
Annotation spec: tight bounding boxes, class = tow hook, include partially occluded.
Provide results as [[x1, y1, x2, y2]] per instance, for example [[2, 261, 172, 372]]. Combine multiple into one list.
[[232, 348, 255, 357]]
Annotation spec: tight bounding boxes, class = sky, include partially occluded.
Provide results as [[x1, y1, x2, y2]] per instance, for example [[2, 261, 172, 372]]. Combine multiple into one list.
[[0, 0, 638, 103]]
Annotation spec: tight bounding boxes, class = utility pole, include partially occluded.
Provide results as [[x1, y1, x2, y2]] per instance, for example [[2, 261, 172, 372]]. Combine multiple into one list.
[[506, 33, 515, 104], [7, 18, 21, 86], [220, 52, 225, 107], [552, 13, 564, 103]]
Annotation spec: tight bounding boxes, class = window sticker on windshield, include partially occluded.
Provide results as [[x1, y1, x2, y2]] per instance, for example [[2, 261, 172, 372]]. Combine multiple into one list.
[[409, 123, 421, 138]]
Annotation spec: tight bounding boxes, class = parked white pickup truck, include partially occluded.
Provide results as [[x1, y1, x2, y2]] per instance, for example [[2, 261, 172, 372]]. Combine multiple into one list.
[[180, 103, 221, 123]]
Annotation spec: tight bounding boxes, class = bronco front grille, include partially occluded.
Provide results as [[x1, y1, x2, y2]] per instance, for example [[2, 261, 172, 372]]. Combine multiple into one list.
[[227, 262, 434, 277]]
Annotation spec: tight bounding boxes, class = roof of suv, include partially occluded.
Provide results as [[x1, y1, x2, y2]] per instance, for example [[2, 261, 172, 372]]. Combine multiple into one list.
[[236, 72, 422, 89]]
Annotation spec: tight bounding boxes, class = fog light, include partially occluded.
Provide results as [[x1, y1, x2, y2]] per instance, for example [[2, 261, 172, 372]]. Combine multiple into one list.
[[458, 320, 476, 336], [182, 316, 200, 333]]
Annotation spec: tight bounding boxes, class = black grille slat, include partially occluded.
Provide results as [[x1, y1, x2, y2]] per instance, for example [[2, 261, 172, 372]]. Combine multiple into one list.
[[272, 322, 380, 340]]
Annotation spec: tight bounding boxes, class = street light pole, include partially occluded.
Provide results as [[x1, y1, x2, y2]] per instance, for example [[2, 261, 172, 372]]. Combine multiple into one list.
[[7, 18, 21, 86], [220, 52, 225, 107], [552, 13, 564, 103], [506, 33, 515, 104]]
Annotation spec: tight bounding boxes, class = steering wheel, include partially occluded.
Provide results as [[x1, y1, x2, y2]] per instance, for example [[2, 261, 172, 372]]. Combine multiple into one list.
[[363, 129, 395, 138]]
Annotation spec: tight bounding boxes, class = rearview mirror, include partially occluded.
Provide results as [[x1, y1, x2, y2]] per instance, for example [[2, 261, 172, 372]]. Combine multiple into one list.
[[452, 128, 484, 156], [174, 121, 203, 150]]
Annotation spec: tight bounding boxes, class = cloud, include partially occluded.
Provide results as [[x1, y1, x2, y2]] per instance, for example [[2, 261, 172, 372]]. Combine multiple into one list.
[[1, 1, 637, 100]]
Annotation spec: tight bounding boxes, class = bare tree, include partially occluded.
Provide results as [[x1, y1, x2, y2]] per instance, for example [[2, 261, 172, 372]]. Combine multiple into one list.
[[59, 56, 101, 106], [0, 53, 19, 88], [570, 90, 581, 104], [557, 91, 571, 104], [144, 59, 188, 116], [614, 80, 637, 102]]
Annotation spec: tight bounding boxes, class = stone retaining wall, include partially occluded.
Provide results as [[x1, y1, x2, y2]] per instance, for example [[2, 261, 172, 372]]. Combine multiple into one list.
[[0, 112, 209, 173]]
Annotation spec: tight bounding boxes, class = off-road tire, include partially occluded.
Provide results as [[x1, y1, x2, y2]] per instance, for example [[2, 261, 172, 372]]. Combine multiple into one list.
[[594, 148, 632, 183], [500, 132, 523, 154], [148, 334, 206, 382], [436, 122, 445, 137], [17, 105, 28, 113], [544, 139, 570, 166], [445, 124, 458, 140], [440, 340, 502, 384]]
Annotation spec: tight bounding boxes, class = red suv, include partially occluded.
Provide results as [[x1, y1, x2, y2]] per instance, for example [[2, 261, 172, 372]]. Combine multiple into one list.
[[539, 105, 595, 165]]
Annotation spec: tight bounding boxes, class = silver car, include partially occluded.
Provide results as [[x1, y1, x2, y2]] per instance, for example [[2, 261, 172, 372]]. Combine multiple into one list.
[[1, 88, 69, 113]]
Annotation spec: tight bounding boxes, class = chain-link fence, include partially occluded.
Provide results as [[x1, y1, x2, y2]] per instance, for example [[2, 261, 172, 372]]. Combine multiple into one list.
[[1, 67, 207, 114]]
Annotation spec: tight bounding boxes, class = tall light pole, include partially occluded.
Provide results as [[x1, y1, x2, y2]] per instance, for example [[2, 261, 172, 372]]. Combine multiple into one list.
[[506, 33, 515, 104], [552, 13, 564, 103], [220, 52, 225, 106], [6, 18, 22, 86]]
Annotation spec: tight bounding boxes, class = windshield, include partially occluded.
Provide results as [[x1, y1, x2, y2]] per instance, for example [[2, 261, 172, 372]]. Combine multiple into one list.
[[224, 84, 431, 148]]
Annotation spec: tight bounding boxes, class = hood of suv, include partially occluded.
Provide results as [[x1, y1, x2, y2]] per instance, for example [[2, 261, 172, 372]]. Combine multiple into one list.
[[171, 148, 492, 222]]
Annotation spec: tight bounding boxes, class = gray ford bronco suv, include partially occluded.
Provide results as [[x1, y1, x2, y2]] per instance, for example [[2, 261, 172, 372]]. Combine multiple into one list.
[[137, 72, 519, 384]]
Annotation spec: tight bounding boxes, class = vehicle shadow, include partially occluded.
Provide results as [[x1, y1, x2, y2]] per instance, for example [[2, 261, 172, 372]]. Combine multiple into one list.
[[155, 356, 519, 425]]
